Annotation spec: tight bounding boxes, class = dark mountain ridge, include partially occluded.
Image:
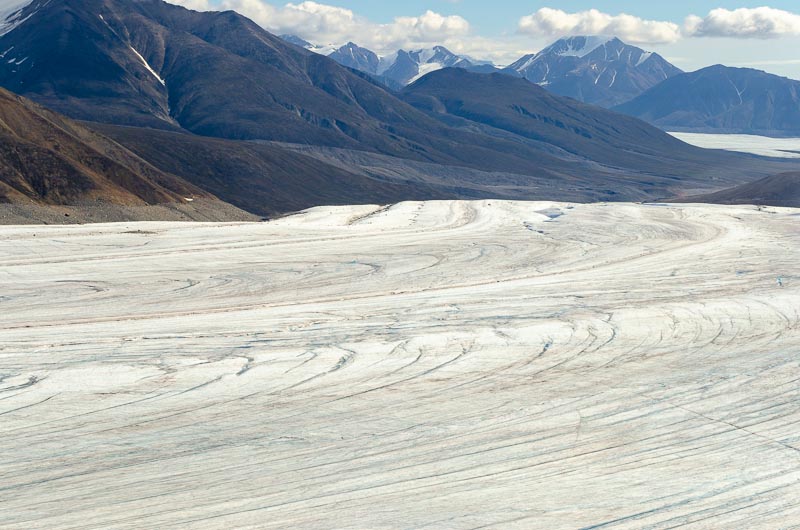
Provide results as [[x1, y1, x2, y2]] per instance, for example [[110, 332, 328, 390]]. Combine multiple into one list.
[[401, 69, 781, 182], [1, 0, 615, 177], [0, 0, 732, 181], [614, 65, 800, 137], [0, 0, 794, 221], [89, 122, 455, 217]]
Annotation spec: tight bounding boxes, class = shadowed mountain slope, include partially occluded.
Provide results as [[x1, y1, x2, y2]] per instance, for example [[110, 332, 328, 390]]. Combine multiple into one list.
[[89, 123, 453, 217], [0, 0, 764, 181], [0, 87, 209, 206], [678, 172, 800, 208], [615, 65, 800, 137], [401, 69, 786, 182], [0, 0, 564, 173]]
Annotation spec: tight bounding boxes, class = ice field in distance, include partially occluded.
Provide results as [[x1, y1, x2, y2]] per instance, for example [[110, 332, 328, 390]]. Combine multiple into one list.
[[671, 131, 800, 158]]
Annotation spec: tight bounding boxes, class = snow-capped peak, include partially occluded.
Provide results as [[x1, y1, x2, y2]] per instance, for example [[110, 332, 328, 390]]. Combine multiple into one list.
[[289, 37, 495, 86], [507, 35, 682, 107], [376, 46, 472, 84], [544, 36, 617, 58], [408, 46, 470, 70]]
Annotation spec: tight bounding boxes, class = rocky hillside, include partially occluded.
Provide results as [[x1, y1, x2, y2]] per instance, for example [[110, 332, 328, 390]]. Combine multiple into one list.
[[0, 87, 206, 207]]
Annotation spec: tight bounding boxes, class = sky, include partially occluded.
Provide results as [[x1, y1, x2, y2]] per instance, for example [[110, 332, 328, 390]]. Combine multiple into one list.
[[168, 1, 800, 78]]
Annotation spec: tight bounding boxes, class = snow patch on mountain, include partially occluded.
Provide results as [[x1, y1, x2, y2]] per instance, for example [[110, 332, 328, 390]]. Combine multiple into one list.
[[130, 46, 165, 86], [309, 43, 338, 55], [417, 48, 438, 64], [376, 52, 399, 75], [636, 51, 653, 67], [408, 62, 444, 84], [552, 36, 614, 58], [0, 0, 35, 36]]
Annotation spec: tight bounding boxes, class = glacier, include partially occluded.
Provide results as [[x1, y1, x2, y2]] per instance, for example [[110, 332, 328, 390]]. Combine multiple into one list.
[[1, 200, 799, 528]]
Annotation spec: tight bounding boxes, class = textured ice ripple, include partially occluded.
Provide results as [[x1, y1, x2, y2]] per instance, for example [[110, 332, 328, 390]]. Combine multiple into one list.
[[0, 200, 799, 529]]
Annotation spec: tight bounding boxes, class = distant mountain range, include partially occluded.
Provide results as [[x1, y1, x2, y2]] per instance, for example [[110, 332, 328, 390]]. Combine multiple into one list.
[[281, 34, 679, 108], [284, 32, 800, 137], [285, 37, 499, 89], [503, 36, 683, 108], [0, 0, 793, 221], [615, 65, 800, 137]]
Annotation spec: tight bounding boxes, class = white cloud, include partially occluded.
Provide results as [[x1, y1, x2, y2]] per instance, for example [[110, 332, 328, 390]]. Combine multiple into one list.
[[163, 0, 525, 62], [684, 7, 800, 39], [160, 2, 800, 72], [220, 0, 354, 39], [518, 8, 682, 44], [192, 1, 468, 53], [166, 0, 213, 10], [391, 11, 470, 43]]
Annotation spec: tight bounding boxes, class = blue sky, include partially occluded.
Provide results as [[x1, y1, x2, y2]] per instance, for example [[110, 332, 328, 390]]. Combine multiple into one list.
[[177, 1, 800, 78]]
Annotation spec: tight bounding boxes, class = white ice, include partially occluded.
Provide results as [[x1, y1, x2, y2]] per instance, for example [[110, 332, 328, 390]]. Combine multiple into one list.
[[671, 131, 800, 158], [1, 200, 799, 528], [408, 61, 444, 84]]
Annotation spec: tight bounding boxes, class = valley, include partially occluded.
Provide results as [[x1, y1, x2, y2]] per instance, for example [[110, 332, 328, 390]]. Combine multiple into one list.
[[1, 1, 799, 527]]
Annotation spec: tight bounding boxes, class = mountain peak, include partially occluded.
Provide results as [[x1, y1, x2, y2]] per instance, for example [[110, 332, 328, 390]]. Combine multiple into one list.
[[325, 43, 480, 86], [506, 35, 682, 107], [543, 35, 620, 58], [329, 41, 380, 74]]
